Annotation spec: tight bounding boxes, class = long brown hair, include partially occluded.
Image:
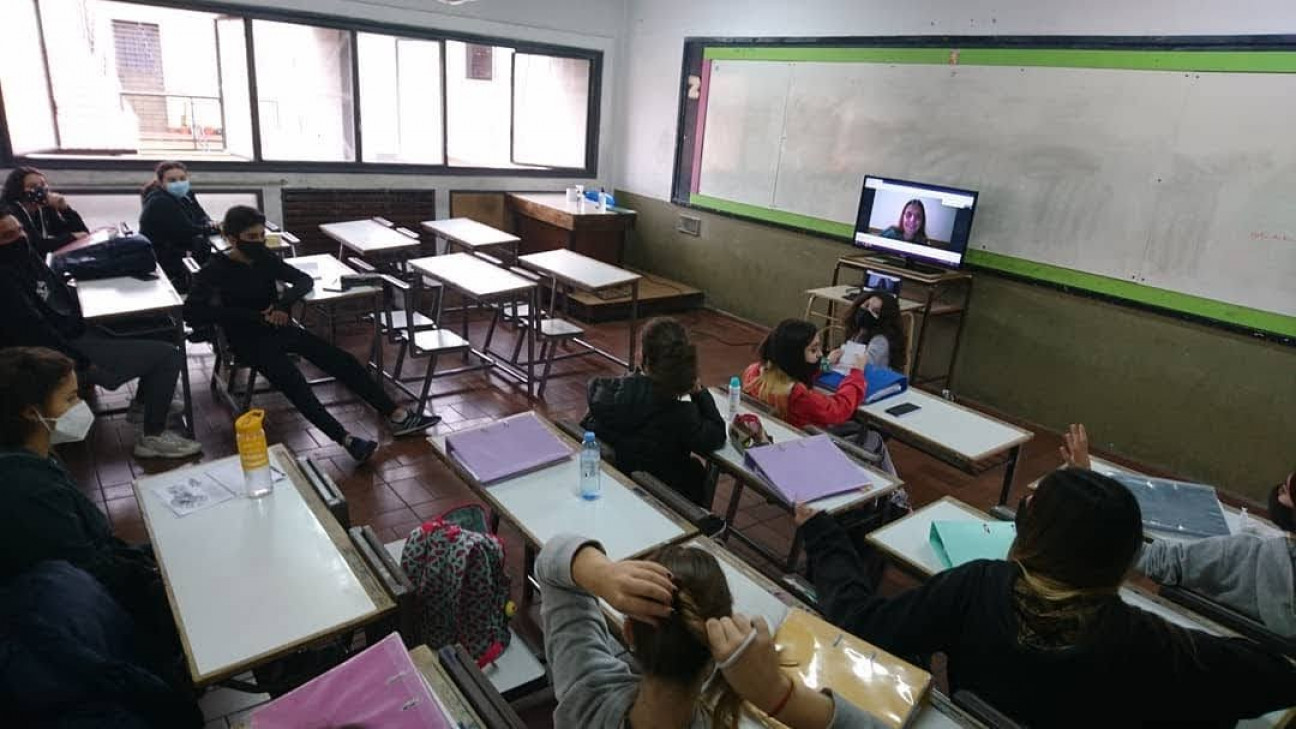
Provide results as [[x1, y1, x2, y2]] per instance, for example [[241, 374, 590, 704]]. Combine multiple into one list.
[[141, 160, 188, 200], [641, 318, 698, 398], [0, 347, 75, 448], [891, 199, 928, 243], [843, 292, 907, 372], [629, 545, 743, 729]]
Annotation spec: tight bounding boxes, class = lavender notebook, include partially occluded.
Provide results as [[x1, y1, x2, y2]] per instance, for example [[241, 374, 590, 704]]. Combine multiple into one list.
[[743, 434, 873, 505], [250, 632, 451, 729], [446, 412, 574, 484]]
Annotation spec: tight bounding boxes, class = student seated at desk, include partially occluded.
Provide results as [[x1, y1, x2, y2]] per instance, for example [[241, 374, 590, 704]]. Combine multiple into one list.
[[742, 319, 896, 476], [184, 206, 439, 463], [0, 348, 189, 697], [842, 291, 907, 372], [581, 318, 726, 507], [797, 468, 1296, 726], [1060, 424, 1296, 638], [1, 166, 91, 255], [139, 161, 219, 292], [537, 534, 887, 728], [0, 212, 200, 459]]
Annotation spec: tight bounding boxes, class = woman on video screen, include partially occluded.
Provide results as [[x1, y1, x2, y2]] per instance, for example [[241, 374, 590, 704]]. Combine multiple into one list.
[[879, 199, 927, 245]]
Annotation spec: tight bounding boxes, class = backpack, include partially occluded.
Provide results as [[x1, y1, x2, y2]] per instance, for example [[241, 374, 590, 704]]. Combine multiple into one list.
[[49, 234, 158, 281], [399, 504, 512, 667]]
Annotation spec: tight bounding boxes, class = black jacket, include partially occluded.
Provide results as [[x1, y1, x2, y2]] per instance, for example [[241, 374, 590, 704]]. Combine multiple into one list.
[[183, 251, 313, 343], [0, 239, 89, 367], [8, 202, 89, 255], [802, 513, 1296, 727], [139, 187, 214, 261], [580, 374, 726, 507]]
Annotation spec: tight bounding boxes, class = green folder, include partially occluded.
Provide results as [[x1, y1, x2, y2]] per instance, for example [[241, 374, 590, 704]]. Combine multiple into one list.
[[929, 520, 1017, 569]]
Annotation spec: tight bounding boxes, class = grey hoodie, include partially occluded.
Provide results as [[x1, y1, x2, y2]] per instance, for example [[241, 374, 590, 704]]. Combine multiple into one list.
[[537, 534, 886, 729], [1137, 533, 1296, 637]]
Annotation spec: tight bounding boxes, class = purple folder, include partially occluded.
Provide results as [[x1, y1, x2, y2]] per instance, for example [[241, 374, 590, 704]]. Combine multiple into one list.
[[250, 632, 451, 729], [446, 412, 574, 484], [743, 434, 873, 505]]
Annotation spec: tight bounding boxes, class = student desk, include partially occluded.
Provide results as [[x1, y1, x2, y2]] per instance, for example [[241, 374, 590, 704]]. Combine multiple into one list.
[[421, 217, 521, 261], [407, 252, 541, 398], [858, 388, 1033, 507], [286, 253, 386, 383], [76, 266, 194, 436], [319, 218, 422, 270], [133, 445, 395, 687], [704, 388, 904, 571], [507, 192, 636, 265], [517, 248, 642, 369]]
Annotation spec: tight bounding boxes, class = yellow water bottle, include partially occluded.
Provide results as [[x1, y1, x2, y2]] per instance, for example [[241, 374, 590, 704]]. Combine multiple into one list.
[[235, 409, 273, 498]]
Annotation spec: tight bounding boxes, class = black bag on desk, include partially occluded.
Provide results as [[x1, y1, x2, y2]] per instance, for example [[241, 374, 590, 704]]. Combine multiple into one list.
[[50, 234, 158, 281]]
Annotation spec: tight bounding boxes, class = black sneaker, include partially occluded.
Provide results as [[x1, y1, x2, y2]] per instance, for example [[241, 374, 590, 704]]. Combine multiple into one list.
[[345, 436, 378, 463], [390, 411, 442, 437]]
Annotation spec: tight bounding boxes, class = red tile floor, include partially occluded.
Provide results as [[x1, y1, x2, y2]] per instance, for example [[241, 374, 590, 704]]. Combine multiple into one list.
[[58, 305, 1217, 725]]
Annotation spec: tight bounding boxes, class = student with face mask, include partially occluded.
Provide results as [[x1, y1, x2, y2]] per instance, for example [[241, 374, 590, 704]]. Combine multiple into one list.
[[139, 160, 219, 292], [184, 206, 439, 463], [842, 292, 907, 372], [0, 211, 200, 459], [1, 166, 90, 255]]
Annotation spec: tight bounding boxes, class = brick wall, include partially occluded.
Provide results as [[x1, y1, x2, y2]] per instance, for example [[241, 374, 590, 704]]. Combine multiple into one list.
[[281, 188, 438, 255]]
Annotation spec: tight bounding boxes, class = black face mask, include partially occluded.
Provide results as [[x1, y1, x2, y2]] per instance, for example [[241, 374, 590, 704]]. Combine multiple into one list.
[[237, 240, 268, 258], [22, 187, 48, 204]]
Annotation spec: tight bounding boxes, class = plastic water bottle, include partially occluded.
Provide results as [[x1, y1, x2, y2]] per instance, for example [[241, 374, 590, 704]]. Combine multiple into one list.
[[728, 376, 742, 421], [580, 432, 601, 500], [235, 408, 273, 498]]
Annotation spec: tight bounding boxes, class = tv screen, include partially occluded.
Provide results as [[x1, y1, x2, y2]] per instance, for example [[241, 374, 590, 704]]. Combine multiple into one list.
[[853, 176, 979, 269]]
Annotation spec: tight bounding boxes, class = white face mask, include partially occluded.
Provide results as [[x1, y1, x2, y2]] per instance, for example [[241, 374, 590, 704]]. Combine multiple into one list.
[[41, 400, 95, 444]]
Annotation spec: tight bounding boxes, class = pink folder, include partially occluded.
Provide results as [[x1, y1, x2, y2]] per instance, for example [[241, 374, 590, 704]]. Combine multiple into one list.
[[445, 412, 574, 484], [743, 434, 873, 505], [250, 632, 451, 729]]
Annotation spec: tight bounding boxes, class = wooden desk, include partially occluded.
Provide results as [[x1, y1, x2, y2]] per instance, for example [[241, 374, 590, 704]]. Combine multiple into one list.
[[704, 388, 903, 571], [134, 446, 395, 686], [76, 266, 194, 436], [507, 192, 636, 265], [428, 414, 696, 563], [858, 388, 1033, 506], [407, 253, 541, 398], [518, 248, 642, 369], [421, 217, 521, 260]]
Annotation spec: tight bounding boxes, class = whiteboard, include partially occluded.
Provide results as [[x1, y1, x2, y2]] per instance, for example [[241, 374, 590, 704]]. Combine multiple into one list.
[[695, 58, 1296, 327]]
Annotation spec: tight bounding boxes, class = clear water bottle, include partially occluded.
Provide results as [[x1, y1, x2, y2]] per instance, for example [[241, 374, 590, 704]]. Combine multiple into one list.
[[235, 408, 273, 498], [579, 432, 601, 500], [728, 376, 742, 421]]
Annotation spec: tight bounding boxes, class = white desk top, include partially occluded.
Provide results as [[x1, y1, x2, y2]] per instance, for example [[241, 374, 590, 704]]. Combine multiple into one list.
[[805, 284, 922, 313], [420, 218, 520, 248], [706, 388, 902, 513], [429, 433, 693, 561], [519, 248, 641, 291], [510, 192, 625, 217], [860, 389, 1033, 462], [408, 253, 537, 299], [77, 267, 183, 320], [867, 496, 995, 578], [135, 448, 385, 684], [288, 254, 378, 303], [319, 219, 421, 253]]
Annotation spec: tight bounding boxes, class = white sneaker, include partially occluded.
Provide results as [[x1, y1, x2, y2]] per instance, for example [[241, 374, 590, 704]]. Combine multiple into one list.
[[126, 398, 186, 425], [134, 430, 203, 459]]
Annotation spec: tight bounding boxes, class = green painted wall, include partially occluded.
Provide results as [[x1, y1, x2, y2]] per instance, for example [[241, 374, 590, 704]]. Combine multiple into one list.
[[620, 190, 1296, 503]]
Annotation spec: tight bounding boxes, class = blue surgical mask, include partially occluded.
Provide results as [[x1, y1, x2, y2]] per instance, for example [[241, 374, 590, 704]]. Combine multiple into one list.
[[165, 180, 190, 198]]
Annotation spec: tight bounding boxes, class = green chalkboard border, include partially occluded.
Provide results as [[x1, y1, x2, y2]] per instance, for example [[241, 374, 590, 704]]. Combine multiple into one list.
[[675, 38, 1296, 342]]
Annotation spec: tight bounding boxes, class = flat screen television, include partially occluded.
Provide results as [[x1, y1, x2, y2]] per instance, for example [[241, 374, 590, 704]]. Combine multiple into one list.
[[852, 176, 979, 270]]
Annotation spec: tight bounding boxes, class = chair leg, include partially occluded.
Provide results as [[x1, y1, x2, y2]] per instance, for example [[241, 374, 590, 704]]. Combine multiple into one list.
[[538, 338, 559, 399], [417, 353, 439, 415], [393, 340, 409, 381], [511, 325, 528, 365], [483, 307, 502, 353], [240, 368, 257, 412]]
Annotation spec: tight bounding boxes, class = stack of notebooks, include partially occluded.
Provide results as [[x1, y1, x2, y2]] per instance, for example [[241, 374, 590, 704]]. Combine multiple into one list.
[[250, 633, 452, 728], [1110, 473, 1231, 538], [754, 608, 930, 729], [929, 519, 1017, 569], [445, 412, 573, 484], [743, 434, 873, 505]]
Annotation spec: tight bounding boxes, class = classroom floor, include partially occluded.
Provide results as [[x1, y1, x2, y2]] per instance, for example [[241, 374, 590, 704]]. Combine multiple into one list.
[[61, 306, 1135, 726]]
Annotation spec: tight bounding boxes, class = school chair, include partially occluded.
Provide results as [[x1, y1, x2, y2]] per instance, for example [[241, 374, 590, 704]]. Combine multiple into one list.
[[630, 471, 727, 539], [347, 525, 418, 646], [438, 644, 528, 729], [183, 257, 274, 414], [298, 456, 348, 529], [556, 418, 617, 462], [1160, 586, 1296, 660], [953, 690, 1025, 729]]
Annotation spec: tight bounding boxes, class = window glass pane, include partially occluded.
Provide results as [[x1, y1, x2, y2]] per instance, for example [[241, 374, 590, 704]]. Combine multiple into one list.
[[513, 54, 591, 169], [20, 0, 240, 159], [253, 20, 354, 162], [445, 40, 515, 168], [65, 191, 259, 230], [358, 33, 443, 164], [0, 1, 58, 155], [216, 18, 254, 160]]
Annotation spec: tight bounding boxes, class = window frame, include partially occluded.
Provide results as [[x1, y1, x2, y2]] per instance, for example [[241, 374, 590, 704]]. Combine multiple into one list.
[[0, 0, 603, 178]]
